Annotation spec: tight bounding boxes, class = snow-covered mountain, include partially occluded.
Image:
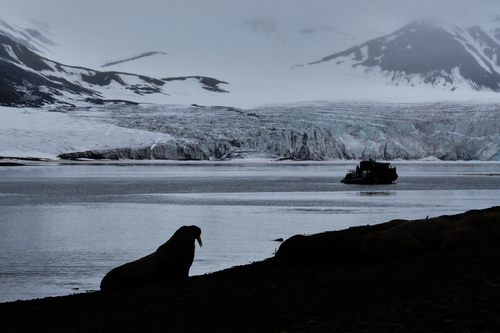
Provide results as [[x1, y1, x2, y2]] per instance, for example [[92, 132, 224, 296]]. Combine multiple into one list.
[[4, 16, 500, 107], [305, 20, 500, 92], [0, 32, 228, 107]]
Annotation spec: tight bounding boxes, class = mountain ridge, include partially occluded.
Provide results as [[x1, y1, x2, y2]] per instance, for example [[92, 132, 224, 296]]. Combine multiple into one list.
[[2, 18, 500, 107], [306, 20, 500, 92], [0, 33, 228, 107], [101, 51, 168, 68]]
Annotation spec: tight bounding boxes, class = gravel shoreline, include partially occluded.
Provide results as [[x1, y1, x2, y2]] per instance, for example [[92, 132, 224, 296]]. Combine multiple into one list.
[[1, 245, 499, 332]]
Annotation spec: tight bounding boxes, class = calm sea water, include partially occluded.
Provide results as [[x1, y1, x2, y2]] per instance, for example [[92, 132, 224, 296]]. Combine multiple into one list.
[[0, 161, 499, 303]]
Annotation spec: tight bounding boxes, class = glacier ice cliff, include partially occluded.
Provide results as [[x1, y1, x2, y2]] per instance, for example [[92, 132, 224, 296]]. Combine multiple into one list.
[[57, 102, 500, 161]]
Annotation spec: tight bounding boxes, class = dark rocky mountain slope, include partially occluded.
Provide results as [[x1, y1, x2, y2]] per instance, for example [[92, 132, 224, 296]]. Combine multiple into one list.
[[0, 33, 227, 107]]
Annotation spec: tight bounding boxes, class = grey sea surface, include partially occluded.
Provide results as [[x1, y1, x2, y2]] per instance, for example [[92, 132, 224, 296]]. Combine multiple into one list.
[[0, 161, 499, 303]]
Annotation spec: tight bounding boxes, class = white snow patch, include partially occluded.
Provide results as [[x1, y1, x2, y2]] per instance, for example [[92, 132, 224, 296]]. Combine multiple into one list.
[[0, 107, 173, 159], [3, 44, 18, 61]]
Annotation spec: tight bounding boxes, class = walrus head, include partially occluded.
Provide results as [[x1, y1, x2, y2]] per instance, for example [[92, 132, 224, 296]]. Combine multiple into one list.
[[175, 225, 202, 247]]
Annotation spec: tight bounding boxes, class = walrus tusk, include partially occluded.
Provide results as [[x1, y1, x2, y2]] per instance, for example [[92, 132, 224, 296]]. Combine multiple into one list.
[[197, 235, 203, 247]]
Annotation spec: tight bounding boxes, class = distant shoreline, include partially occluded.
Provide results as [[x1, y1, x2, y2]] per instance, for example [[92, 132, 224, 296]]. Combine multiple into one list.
[[2, 156, 500, 166]]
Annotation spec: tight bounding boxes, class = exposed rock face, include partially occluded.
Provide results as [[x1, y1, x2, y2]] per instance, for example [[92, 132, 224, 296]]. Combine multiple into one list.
[[101, 51, 168, 68], [162, 76, 229, 93]]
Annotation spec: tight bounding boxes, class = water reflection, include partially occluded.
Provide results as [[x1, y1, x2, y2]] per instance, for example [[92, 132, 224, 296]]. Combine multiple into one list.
[[359, 191, 396, 196]]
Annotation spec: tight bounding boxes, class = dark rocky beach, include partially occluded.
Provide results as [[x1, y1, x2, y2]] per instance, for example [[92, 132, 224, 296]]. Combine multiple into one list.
[[1, 246, 499, 332], [1, 207, 500, 332]]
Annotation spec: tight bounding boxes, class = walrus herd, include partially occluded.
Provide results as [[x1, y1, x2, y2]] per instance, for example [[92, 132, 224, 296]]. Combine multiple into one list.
[[100, 207, 500, 289], [275, 206, 500, 266]]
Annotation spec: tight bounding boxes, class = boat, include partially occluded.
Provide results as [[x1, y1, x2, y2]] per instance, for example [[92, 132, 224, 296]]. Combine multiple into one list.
[[341, 159, 398, 184]]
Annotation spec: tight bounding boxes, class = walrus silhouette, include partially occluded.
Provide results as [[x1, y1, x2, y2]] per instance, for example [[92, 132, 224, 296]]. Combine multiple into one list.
[[100, 225, 202, 289]]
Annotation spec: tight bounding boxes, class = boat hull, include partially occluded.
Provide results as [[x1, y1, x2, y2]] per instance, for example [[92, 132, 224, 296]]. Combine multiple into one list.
[[340, 175, 397, 185], [340, 160, 398, 185]]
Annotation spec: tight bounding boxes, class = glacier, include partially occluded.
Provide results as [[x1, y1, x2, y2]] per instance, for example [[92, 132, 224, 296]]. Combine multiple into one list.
[[5, 100, 493, 162]]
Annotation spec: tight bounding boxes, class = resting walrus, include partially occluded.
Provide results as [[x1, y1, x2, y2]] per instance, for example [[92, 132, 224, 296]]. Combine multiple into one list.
[[440, 212, 500, 249], [360, 216, 453, 262], [100, 225, 202, 290]]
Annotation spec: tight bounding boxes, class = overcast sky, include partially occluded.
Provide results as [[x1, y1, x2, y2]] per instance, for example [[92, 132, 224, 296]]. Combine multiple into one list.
[[2, 0, 500, 76], [3, 0, 500, 34]]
